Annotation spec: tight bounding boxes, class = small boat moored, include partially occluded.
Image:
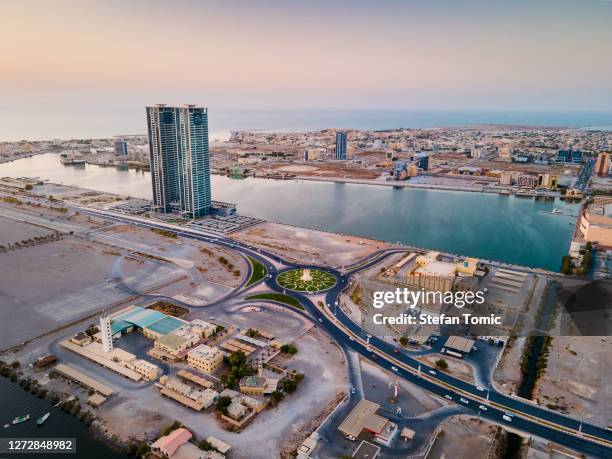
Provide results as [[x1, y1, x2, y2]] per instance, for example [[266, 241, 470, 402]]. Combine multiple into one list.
[[12, 414, 30, 424], [37, 412, 50, 426]]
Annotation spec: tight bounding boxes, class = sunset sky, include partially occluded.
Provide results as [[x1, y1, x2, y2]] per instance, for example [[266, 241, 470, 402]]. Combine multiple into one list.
[[1, 0, 611, 139]]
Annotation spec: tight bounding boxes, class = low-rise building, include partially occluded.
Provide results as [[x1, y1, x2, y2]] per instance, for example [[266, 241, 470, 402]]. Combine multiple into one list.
[[70, 332, 92, 346], [155, 330, 199, 358], [151, 427, 192, 457], [226, 401, 247, 420], [239, 376, 267, 395], [187, 344, 224, 374], [578, 198, 612, 247], [125, 359, 160, 381]]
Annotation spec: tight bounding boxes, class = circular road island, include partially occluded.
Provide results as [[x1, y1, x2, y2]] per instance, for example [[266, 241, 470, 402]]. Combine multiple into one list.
[[276, 268, 337, 293]]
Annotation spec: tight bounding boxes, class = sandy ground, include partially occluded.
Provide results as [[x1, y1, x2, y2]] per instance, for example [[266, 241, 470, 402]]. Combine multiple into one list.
[[231, 221, 389, 267], [0, 236, 155, 350], [416, 354, 476, 385], [493, 337, 525, 395], [534, 336, 611, 427], [427, 415, 496, 459], [98, 224, 248, 289], [0, 215, 52, 245]]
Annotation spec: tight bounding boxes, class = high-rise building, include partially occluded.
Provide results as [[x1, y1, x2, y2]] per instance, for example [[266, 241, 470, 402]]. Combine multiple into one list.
[[595, 152, 610, 177], [114, 139, 128, 156], [100, 315, 113, 353], [146, 104, 211, 218], [334, 131, 347, 160]]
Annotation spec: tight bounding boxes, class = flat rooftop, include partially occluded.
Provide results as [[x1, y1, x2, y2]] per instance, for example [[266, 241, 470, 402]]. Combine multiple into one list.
[[54, 363, 114, 397], [444, 336, 476, 353], [188, 344, 221, 359], [415, 260, 456, 277], [338, 399, 388, 438]]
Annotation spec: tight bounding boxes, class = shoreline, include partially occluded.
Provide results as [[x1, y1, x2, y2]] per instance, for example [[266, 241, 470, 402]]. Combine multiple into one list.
[[282, 174, 563, 198]]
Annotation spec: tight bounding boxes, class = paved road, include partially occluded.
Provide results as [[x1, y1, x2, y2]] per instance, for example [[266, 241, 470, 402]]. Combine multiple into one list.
[[76, 207, 612, 458]]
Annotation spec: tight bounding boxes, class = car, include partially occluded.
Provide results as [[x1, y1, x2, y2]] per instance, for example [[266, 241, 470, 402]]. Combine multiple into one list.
[[393, 348, 400, 354], [460, 397, 469, 404], [349, 336, 355, 342], [479, 405, 488, 411], [366, 334, 372, 339], [351, 387, 356, 394], [476, 386, 485, 391], [346, 434, 356, 441], [318, 318, 323, 323], [391, 366, 399, 372], [444, 395, 453, 400], [366, 346, 372, 352], [429, 370, 436, 375], [502, 415, 512, 422]]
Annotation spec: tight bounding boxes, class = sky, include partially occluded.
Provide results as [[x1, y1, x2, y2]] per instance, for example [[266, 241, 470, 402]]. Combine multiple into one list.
[[1, 0, 612, 139]]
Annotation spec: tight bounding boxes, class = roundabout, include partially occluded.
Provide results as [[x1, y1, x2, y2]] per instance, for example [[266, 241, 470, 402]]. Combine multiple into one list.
[[276, 268, 337, 293]]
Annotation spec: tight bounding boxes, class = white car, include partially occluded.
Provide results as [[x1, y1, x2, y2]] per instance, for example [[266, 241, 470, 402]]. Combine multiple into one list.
[[351, 387, 356, 394], [476, 386, 485, 391], [349, 336, 355, 342], [346, 434, 356, 441], [502, 415, 512, 422], [429, 370, 436, 375], [318, 318, 323, 323], [444, 394, 453, 400], [391, 366, 398, 372], [479, 405, 488, 411], [460, 397, 469, 404]]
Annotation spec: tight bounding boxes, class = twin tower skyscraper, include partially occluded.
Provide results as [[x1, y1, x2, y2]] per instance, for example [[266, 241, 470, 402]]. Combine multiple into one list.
[[146, 104, 211, 219]]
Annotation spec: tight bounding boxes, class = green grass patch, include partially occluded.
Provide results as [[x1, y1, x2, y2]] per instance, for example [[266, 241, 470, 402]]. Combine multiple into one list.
[[246, 293, 303, 310], [246, 256, 267, 287], [276, 269, 336, 293]]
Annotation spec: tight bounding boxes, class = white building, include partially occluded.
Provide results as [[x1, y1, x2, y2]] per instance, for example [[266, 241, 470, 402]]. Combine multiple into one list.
[[100, 316, 113, 353]]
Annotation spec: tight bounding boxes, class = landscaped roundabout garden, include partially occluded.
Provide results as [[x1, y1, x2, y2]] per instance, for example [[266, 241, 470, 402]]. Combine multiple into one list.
[[276, 268, 337, 293]]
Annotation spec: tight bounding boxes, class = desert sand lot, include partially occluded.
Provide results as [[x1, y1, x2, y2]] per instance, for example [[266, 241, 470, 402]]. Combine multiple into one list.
[[535, 336, 611, 428], [231, 221, 390, 267], [0, 215, 52, 245], [0, 234, 164, 350], [427, 416, 496, 459]]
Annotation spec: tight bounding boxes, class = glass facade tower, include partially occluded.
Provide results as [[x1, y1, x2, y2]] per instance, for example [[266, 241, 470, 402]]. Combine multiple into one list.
[[335, 131, 347, 160], [146, 104, 211, 218]]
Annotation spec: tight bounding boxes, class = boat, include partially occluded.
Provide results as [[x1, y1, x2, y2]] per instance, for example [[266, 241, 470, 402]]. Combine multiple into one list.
[[12, 414, 30, 424], [59, 152, 86, 165], [551, 208, 563, 214], [36, 412, 50, 426]]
